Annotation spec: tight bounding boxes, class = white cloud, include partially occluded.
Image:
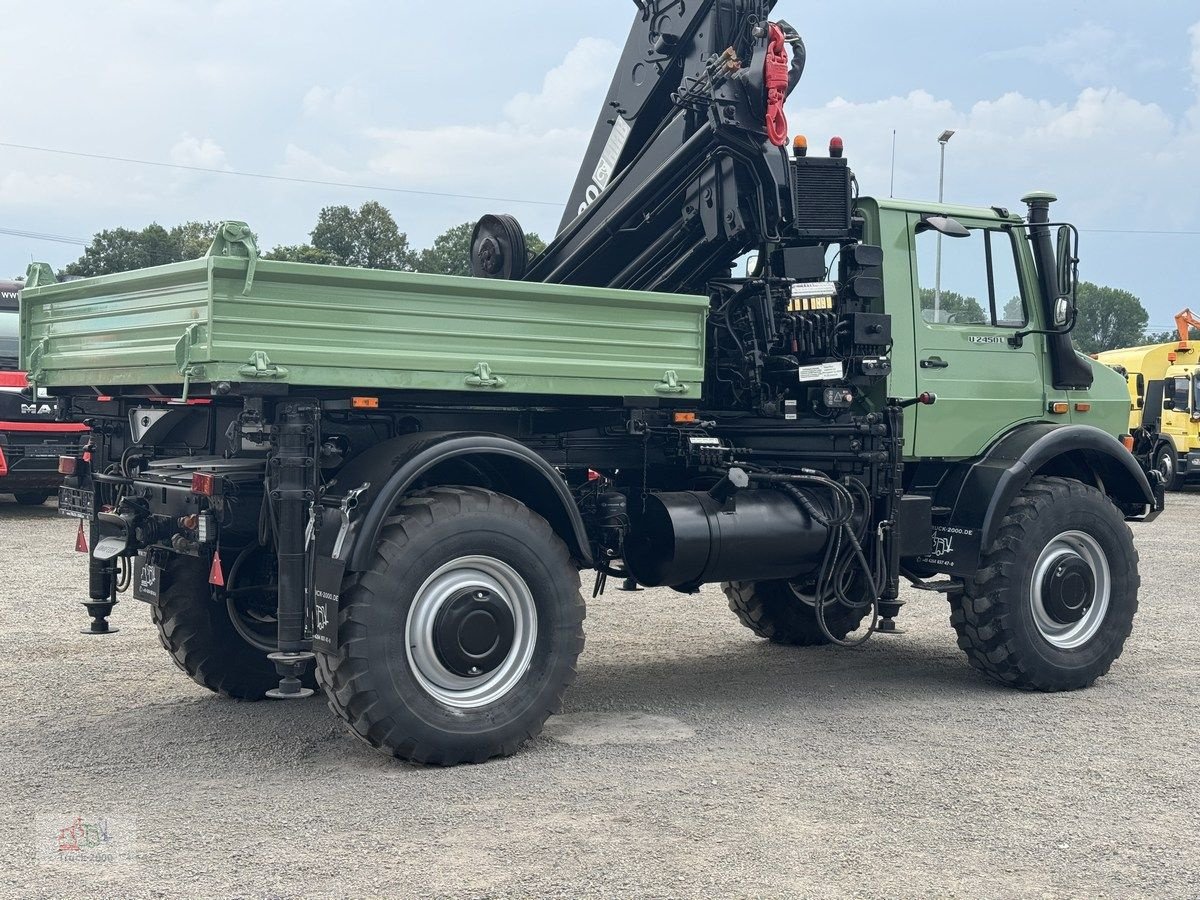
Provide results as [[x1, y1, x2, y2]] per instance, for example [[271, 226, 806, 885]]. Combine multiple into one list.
[[302, 85, 367, 120], [788, 49, 1200, 234], [502, 37, 618, 129], [1191, 23, 1200, 90], [276, 144, 351, 181], [169, 135, 229, 170], [364, 38, 620, 210], [987, 22, 1164, 85]]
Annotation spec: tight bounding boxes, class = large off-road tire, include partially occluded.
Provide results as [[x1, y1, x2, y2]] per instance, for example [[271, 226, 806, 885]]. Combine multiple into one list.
[[316, 487, 586, 766], [951, 476, 1139, 692], [152, 556, 315, 700], [1156, 444, 1186, 492], [13, 491, 51, 506], [724, 579, 870, 646]]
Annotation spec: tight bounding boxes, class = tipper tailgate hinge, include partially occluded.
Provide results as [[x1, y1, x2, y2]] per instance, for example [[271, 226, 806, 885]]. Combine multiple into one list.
[[465, 362, 507, 389], [654, 370, 690, 395], [207, 221, 260, 296], [239, 351, 290, 380], [174, 324, 205, 402]]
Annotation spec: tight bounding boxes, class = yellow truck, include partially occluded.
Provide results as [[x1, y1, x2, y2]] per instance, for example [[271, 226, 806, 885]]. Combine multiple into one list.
[[1097, 310, 1200, 490]]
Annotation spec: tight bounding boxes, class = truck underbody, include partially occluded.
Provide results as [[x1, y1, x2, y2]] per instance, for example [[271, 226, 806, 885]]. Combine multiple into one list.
[[20, 1, 1162, 764]]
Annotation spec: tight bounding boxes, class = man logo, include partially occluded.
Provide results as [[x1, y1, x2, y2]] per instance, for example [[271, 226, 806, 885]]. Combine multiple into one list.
[[21, 403, 56, 416]]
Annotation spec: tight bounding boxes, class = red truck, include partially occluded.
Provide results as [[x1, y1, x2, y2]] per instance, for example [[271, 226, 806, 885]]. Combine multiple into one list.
[[0, 279, 87, 505]]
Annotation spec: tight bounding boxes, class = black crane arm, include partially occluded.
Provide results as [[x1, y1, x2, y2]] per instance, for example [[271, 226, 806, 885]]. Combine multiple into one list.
[[472, 0, 834, 296]]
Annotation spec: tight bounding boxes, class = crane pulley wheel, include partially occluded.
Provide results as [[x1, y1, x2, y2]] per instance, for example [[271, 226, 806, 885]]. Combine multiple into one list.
[[471, 214, 529, 281]]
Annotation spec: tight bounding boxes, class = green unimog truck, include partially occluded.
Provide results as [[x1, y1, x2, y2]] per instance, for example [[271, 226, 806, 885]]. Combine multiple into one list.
[[22, 2, 1160, 765]]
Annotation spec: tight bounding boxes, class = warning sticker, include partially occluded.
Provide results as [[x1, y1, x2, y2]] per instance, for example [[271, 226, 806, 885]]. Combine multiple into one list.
[[798, 362, 845, 383]]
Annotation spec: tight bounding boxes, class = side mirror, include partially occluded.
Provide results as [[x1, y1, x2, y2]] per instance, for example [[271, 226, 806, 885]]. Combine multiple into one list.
[[1053, 297, 1072, 327], [1164, 398, 1177, 411], [916, 215, 970, 238], [1056, 225, 1075, 298]]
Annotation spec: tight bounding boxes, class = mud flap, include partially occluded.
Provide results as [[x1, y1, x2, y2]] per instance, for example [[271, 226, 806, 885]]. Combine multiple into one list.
[[311, 554, 346, 654]]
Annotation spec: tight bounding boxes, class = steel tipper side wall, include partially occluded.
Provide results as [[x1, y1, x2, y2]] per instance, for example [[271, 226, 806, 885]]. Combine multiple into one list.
[[21, 257, 709, 399]]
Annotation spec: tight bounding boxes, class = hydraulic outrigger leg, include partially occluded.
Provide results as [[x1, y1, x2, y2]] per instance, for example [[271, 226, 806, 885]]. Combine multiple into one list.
[[266, 404, 317, 700]]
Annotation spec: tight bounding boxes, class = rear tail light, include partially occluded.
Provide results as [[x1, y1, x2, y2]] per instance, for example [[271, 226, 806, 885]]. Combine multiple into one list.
[[0, 446, 7, 477], [1122, 435, 1136, 452], [0, 371, 28, 389], [191, 472, 218, 497], [58, 455, 79, 475]]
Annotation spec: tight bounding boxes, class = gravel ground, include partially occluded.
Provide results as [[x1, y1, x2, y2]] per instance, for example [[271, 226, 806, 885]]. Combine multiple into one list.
[[1, 491, 1197, 899]]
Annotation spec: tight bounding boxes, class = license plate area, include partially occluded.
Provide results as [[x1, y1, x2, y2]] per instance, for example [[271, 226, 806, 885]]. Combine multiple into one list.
[[58, 486, 94, 519]]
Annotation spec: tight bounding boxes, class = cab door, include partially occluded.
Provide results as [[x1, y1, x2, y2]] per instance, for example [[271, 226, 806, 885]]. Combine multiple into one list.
[[1161, 373, 1194, 451], [908, 214, 1047, 458]]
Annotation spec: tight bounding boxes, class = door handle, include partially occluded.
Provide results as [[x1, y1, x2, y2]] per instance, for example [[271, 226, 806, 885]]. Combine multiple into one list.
[[921, 357, 950, 370]]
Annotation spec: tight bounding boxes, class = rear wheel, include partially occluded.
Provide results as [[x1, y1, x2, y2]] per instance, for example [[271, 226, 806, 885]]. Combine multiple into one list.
[[316, 487, 586, 765], [152, 555, 316, 700], [724, 579, 870, 646], [1156, 445, 1186, 491], [13, 491, 51, 506], [951, 476, 1139, 692]]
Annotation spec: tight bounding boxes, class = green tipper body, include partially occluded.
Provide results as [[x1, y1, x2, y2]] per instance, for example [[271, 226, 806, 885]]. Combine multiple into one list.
[[20, 230, 708, 401], [20, 206, 1131, 462]]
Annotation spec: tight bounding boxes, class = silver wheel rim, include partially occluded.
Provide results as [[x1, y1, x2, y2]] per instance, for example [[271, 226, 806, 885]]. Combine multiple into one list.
[[1029, 531, 1111, 649], [406, 555, 538, 709], [1159, 451, 1175, 482]]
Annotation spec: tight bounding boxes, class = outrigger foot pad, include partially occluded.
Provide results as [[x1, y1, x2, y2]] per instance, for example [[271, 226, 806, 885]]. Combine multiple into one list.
[[267, 651, 317, 700], [618, 577, 643, 593], [876, 618, 906, 636], [80, 601, 119, 635]]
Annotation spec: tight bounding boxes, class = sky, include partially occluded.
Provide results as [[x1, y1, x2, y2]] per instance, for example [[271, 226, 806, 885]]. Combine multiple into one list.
[[1, 0, 1198, 331]]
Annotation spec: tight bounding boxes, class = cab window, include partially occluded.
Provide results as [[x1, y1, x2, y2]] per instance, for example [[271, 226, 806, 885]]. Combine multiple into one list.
[[916, 227, 1028, 328], [1169, 378, 1191, 412]]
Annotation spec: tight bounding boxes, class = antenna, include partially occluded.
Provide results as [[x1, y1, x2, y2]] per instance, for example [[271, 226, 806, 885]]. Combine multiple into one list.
[[889, 130, 897, 198]]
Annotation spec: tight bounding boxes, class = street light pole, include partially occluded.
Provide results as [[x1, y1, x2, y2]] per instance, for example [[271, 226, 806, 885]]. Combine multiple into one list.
[[934, 129, 955, 322]]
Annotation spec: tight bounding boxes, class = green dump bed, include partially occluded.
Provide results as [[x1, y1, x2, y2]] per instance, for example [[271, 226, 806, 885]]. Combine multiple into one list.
[[19, 227, 708, 401]]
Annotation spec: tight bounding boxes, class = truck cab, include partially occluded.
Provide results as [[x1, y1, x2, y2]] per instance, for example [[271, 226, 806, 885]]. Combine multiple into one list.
[[0, 279, 87, 505], [864, 198, 1130, 459], [1097, 339, 1200, 489]]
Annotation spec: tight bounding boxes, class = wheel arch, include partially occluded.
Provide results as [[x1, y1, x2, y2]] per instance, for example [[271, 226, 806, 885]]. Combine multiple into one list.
[[936, 424, 1158, 567], [331, 432, 593, 572]]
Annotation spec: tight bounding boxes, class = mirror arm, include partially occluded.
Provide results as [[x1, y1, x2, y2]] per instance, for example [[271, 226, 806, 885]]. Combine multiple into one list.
[[1003, 221, 1082, 348], [1007, 309, 1079, 349]]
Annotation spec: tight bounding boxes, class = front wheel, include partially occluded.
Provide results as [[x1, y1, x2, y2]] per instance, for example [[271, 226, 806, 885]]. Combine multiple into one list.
[[951, 476, 1139, 692], [316, 487, 586, 765], [13, 491, 51, 506], [1156, 445, 1186, 491]]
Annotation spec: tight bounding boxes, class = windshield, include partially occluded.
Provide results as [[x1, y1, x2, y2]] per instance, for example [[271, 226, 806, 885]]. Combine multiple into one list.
[[1194, 373, 1200, 416], [0, 308, 18, 370]]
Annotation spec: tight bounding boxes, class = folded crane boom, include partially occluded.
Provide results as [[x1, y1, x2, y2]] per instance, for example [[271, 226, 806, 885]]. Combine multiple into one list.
[[472, 0, 815, 295]]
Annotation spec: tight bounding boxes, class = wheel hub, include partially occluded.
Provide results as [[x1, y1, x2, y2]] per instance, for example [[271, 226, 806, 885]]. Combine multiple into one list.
[[1039, 556, 1095, 625], [432, 588, 516, 678], [406, 555, 539, 710], [1030, 531, 1112, 650]]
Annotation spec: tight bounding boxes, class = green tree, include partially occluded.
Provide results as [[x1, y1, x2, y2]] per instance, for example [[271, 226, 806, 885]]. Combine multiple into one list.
[[65, 224, 178, 277], [310, 201, 413, 270], [64, 220, 221, 277], [265, 244, 337, 265], [918, 288, 987, 325], [171, 221, 220, 260], [1072, 282, 1149, 354], [1145, 327, 1199, 345], [413, 222, 547, 277]]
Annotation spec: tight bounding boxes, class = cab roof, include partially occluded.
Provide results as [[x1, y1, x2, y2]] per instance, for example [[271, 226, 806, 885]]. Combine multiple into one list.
[[868, 197, 1026, 224]]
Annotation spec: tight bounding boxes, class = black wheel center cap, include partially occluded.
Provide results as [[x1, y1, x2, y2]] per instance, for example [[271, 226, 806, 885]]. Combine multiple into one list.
[[1042, 556, 1096, 624], [433, 589, 515, 678]]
